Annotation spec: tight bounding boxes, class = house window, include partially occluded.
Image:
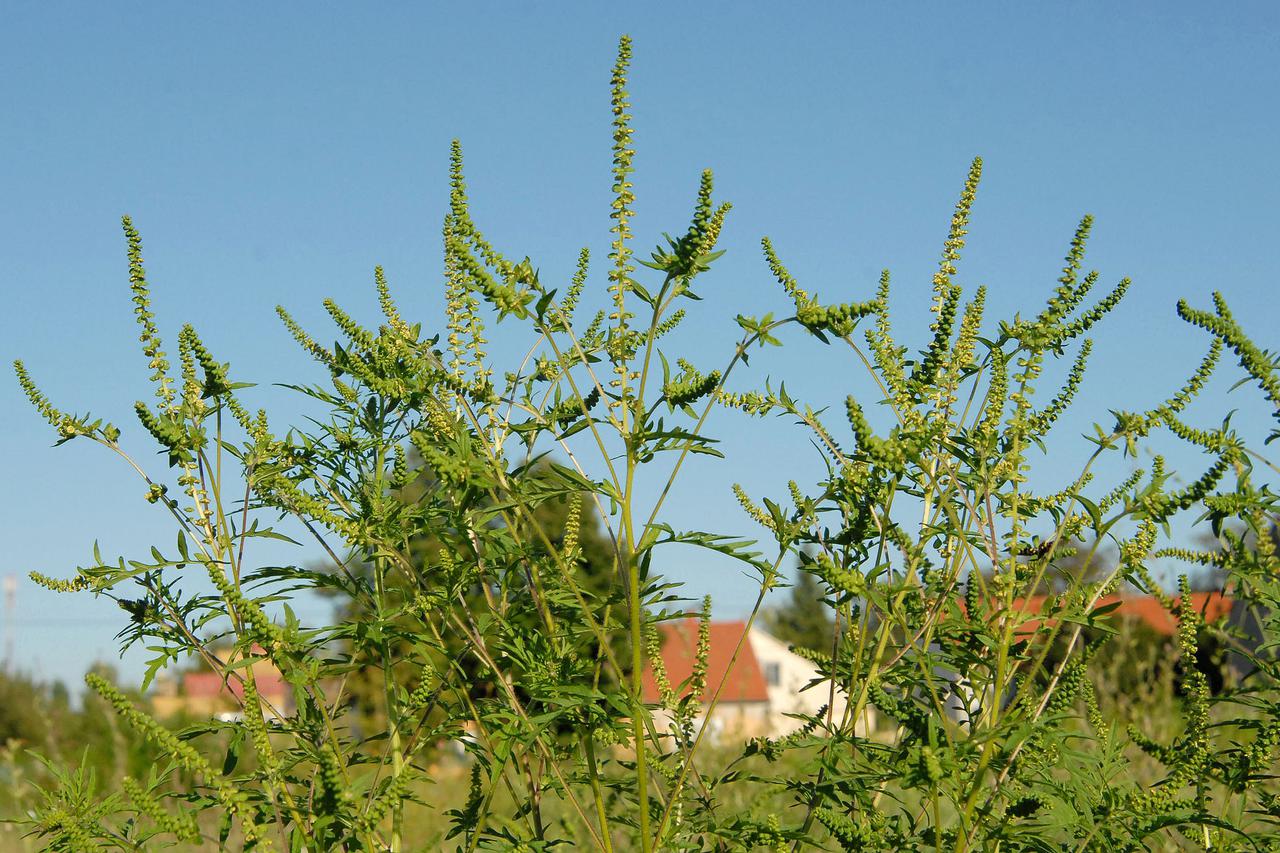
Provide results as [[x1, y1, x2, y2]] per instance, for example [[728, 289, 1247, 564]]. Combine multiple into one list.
[[763, 662, 780, 687]]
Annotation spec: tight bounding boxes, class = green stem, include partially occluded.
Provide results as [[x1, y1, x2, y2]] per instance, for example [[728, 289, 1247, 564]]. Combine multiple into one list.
[[627, 516, 652, 853], [583, 734, 614, 852]]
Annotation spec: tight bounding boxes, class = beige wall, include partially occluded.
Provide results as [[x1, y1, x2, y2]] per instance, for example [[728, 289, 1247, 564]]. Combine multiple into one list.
[[748, 628, 875, 737], [649, 701, 773, 748], [648, 628, 877, 747]]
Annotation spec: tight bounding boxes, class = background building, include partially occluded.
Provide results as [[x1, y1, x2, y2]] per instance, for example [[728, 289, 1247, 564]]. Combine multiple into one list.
[[641, 620, 874, 742]]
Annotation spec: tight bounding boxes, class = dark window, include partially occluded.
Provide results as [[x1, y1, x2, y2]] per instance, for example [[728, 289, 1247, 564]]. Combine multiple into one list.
[[763, 662, 780, 686]]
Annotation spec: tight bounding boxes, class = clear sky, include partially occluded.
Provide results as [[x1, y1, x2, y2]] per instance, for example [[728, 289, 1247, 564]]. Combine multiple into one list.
[[2, 3, 1277, 691]]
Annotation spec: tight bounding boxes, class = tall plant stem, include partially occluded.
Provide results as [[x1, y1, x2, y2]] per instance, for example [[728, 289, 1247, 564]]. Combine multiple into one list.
[[624, 476, 652, 853], [583, 734, 614, 852]]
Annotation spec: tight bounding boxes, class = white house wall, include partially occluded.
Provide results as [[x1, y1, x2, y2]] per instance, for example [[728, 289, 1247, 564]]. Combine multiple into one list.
[[747, 627, 874, 736]]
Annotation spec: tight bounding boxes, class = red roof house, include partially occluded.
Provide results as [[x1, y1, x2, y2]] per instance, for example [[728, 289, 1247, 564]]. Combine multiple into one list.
[[639, 619, 874, 741], [151, 647, 293, 720], [995, 591, 1234, 636], [640, 619, 769, 705]]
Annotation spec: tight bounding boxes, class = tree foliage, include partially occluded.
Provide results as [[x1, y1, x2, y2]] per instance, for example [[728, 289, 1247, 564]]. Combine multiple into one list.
[[763, 568, 834, 654]]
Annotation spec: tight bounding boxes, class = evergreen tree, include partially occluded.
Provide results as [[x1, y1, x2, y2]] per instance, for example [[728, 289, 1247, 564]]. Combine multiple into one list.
[[338, 455, 622, 739], [764, 569, 833, 653]]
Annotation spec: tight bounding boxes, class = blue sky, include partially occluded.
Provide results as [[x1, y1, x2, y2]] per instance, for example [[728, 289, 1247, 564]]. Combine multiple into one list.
[[2, 3, 1277, 690]]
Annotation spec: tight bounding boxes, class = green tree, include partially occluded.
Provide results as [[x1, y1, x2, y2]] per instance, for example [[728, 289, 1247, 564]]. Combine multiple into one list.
[[0, 670, 52, 750], [764, 567, 833, 653], [338, 458, 623, 737]]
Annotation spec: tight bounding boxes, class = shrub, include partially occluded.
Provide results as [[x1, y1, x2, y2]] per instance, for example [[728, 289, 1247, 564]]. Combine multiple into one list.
[[14, 36, 1280, 852]]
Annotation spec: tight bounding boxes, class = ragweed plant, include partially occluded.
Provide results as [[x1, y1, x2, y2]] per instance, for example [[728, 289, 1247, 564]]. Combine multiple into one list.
[[724, 182, 1280, 850], [13, 35, 1280, 852]]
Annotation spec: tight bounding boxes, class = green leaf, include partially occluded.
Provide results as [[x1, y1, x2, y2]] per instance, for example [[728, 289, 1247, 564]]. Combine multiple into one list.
[[222, 726, 245, 776]]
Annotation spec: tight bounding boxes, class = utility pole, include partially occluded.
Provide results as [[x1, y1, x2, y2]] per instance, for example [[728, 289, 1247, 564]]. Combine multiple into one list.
[[2, 574, 15, 673]]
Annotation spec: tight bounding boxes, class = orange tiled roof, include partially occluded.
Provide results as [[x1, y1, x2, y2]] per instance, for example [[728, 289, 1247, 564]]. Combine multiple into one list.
[[181, 670, 289, 702], [640, 620, 770, 704], [999, 591, 1234, 635]]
